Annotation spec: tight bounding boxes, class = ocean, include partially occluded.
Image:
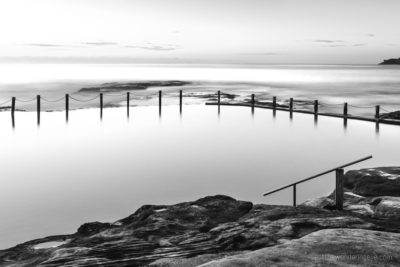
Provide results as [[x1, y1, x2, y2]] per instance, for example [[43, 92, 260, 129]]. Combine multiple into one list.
[[1, 63, 400, 116]]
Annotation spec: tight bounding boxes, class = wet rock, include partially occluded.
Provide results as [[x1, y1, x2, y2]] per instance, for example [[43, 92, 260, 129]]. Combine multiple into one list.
[[381, 110, 400, 120], [77, 222, 114, 236], [375, 198, 400, 219], [302, 190, 400, 222], [379, 58, 400, 65], [0, 195, 386, 267], [344, 167, 400, 197], [1, 173, 400, 267], [200, 229, 400, 267], [79, 81, 191, 93]]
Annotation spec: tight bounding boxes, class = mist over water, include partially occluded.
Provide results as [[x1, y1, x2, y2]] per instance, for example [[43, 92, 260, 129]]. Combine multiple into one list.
[[0, 64, 400, 117]]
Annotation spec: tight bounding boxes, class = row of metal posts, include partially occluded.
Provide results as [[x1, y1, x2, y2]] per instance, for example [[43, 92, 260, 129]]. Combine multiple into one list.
[[10, 90, 185, 124], [10, 91, 382, 124], [242, 94, 381, 122]]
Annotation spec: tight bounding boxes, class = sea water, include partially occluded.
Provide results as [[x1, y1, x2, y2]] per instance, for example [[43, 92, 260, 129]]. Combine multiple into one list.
[[1, 64, 400, 116]]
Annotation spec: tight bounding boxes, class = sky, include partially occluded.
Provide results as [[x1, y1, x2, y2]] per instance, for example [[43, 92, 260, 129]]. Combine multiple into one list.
[[0, 0, 399, 64]]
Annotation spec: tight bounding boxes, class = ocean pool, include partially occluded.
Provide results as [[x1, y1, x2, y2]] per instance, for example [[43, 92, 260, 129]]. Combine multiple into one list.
[[0, 104, 399, 249]]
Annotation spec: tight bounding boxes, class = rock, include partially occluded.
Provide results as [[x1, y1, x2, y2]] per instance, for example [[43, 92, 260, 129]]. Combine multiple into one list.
[[3, 164, 400, 267], [344, 167, 400, 197], [77, 222, 113, 236], [379, 58, 400, 65], [300, 196, 335, 209], [78, 81, 190, 93], [375, 198, 400, 219], [199, 229, 400, 267], [0, 195, 390, 267], [380, 110, 400, 120], [301, 190, 400, 222]]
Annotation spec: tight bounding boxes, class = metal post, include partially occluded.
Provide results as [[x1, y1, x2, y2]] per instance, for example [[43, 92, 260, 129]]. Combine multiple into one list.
[[314, 100, 319, 115], [37, 95, 40, 125], [179, 90, 182, 114], [159, 90, 162, 115], [251, 94, 255, 113], [272, 96, 277, 110], [343, 102, 348, 118], [100, 93, 103, 118], [293, 184, 297, 207], [218, 90, 221, 114], [289, 98, 293, 112], [375, 105, 380, 120], [127, 92, 130, 117], [11, 97, 15, 114], [65, 94, 69, 121], [335, 168, 344, 210], [11, 97, 15, 128]]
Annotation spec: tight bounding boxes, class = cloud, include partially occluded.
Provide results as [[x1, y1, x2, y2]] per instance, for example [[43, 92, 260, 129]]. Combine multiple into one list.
[[239, 52, 285, 56], [313, 39, 344, 43], [123, 44, 178, 51], [367, 34, 376, 37], [24, 43, 83, 48], [83, 42, 119, 46], [320, 44, 346, 47], [320, 43, 366, 48]]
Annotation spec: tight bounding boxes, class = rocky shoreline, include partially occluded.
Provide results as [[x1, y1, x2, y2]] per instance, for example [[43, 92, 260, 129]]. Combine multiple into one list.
[[0, 167, 399, 266], [379, 58, 400, 65], [78, 81, 191, 93]]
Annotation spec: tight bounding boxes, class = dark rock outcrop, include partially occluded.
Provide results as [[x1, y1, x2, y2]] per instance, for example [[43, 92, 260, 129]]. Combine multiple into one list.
[[380, 110, 400, 120], [379, 58, 400, 65], [1, 194, 395, 267], [79, 81, 190, 93], [1, 168, 400, 266], [302, 167, 400, 221], [344, 167, 400, 197]]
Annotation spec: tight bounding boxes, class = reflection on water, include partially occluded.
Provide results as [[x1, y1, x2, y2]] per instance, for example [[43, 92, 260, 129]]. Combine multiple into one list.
[[0, 105, 399, 249]]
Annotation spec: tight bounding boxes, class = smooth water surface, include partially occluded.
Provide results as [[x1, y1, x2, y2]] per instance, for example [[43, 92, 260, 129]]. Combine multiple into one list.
[[0, 105, 399, 249]]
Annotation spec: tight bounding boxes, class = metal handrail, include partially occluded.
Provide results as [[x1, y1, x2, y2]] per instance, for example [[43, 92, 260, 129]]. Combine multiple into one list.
[[262, 155, 373, 208]]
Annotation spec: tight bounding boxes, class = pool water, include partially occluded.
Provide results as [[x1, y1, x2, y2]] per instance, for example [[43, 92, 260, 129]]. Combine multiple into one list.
[[0, 104, 399, 249]]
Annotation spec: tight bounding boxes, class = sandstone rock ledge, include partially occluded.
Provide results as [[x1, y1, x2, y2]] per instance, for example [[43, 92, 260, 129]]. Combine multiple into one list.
[[1, 167, 400, 267]]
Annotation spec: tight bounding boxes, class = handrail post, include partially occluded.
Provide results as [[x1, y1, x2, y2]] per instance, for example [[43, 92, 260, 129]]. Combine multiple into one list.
[[375, 105, 380, 121], [293, 184, 297, 207], [251, 94, 255, 113], [127, 92, 130, 117], [100, 93, 103, 118], [179, 90, 183, 114], [343, 102, 348, 118], [263, 155, 372, 197], [37, 95, 40, 125], [335, 168, 344, 210], [65, 94, 69, 122], [314, 100, 318, 115]]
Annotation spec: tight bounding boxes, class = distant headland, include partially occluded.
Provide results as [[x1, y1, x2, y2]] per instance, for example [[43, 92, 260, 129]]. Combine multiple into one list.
[[379, 58, 400, 65]]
